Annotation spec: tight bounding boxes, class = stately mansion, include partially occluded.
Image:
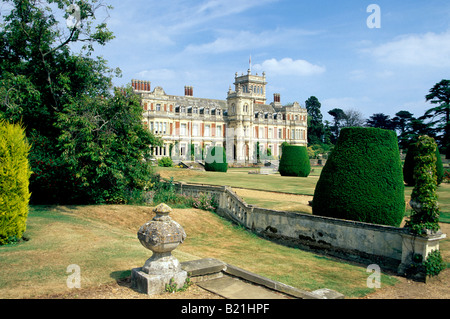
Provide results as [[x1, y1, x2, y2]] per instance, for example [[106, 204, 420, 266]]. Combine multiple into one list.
[[131, 69, 308, 163]]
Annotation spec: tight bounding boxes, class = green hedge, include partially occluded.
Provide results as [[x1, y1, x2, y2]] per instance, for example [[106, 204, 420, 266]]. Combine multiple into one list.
[[312, 127, 405, 227], [404, 141, 444, 186], [278, 145, 311, 177], [0, 121, 31, 245], [204, 146, 227, 172]]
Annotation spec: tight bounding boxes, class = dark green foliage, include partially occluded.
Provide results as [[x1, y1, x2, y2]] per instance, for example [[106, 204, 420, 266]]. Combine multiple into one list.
[[423, 250, 447, 277], [204, 146, 228, 172], [0, 121, 31, 245], [305, 96, 325, 145], [436, 149, 444, 185], [278, 145, 311, 177], [403, 143, 418, 186], [312, 127, 405, 227], [407, 135, 440, 235], [0, 1, 161, 204], [404, 141, 444, 186], [55, 87, 160, 204]]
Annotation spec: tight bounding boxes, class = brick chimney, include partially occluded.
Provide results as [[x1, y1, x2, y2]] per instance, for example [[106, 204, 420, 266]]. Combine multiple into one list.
[[274, 93, 280, 103], [131, 79, 151, 92], [184, 86, 193, 96]]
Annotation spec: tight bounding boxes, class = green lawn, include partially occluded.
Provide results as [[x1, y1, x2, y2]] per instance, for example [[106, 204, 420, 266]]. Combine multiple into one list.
[[157, 166, 319, 196]]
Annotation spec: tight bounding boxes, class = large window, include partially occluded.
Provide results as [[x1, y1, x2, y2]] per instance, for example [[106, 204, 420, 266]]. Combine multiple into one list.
[[216, 125, 222, 137], [193, 124, 199, 137], [180, 123, 187, 136], [205, 125, 210, 137]]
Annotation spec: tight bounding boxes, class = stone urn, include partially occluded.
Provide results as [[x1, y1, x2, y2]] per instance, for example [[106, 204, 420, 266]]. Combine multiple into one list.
[[131, 203, 188, 295]]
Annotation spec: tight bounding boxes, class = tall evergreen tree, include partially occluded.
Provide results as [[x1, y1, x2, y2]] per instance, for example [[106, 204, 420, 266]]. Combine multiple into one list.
[[305, 96, 324, 145], [366, 113, 394, 130], [328, 108, 345, 144], [425, 79, 450, 158]]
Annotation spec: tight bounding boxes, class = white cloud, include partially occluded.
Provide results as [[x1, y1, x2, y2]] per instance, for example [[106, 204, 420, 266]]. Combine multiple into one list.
[[369, 30, 450, 68], [253, 58, 325, 76], [153, 0, 279, 34], [136, 69, 176, 81], [184, 28, 319, 54]]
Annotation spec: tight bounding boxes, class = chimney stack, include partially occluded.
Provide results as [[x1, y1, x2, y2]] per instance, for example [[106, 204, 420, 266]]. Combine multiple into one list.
[[185, 86, 193, 96], [131, 79, 151, 92], [274, 93, 281, 103]]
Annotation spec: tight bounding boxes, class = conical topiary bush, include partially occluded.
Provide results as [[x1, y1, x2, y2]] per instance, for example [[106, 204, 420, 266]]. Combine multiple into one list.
[[278, 145, 311, 177], [204, 146, 227, 172], [312, 127, 405, 227]]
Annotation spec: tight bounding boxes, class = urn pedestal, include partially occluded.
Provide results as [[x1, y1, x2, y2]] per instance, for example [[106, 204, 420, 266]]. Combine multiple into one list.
[[131, 203, 187, 295]]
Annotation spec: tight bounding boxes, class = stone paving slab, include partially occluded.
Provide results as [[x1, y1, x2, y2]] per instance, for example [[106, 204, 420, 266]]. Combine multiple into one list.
[[181, 258, 345, 299], [197, 274, 292, 299]]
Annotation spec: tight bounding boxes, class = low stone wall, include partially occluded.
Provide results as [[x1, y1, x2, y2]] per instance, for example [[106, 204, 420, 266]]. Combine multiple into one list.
[[173, 182, 446, 274]]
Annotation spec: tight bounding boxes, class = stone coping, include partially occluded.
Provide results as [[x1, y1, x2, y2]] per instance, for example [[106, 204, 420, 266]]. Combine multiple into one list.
[[180, 258, 345, 300]]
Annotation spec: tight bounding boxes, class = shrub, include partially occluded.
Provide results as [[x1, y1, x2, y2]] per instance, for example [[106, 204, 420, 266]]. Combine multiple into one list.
[[278, 145, 311, 177], [423, 249, 447, 277], [407, 135, 440, 235], [404, 140, 444, 186], [158, 157, 173, 167], [0, 121, 31, 245], [312, 127, 405, 227], [204, 146, 227, 172]]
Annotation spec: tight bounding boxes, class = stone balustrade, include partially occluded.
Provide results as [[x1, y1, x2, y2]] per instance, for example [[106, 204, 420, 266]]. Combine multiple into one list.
[[173, 182, 446, 278]]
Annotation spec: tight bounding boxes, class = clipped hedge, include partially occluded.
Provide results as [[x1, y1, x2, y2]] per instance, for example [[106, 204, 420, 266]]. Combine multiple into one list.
[[204, 146, 227, 172], [404, 141, 444, 186], [0, 120, 31, 245], [312, 127, 405, 227], [278, 145, 311, 177]]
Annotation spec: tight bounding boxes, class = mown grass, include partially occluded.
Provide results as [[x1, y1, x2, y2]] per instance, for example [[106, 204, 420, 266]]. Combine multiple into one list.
[[0, 205, 398, 299], [157, 167, 319, 196]]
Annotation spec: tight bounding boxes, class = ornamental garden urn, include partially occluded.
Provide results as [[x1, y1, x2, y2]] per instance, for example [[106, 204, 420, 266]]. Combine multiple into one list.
[[131, 203, 188, 295]]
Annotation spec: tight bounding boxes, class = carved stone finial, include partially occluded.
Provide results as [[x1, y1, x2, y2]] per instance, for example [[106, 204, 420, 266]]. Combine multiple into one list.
[[132, 203, 188, 295]]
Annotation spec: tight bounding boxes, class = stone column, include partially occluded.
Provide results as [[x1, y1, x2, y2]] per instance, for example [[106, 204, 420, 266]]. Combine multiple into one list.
[[131, 203, 188, 295]]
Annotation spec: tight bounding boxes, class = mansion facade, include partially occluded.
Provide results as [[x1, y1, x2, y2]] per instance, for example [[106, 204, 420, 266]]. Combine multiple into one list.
[[132, 69, 308, 163]]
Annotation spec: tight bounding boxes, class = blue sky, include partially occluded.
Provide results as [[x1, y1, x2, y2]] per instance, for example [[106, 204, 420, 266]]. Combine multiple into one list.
[[88, 0, 450, 122]]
